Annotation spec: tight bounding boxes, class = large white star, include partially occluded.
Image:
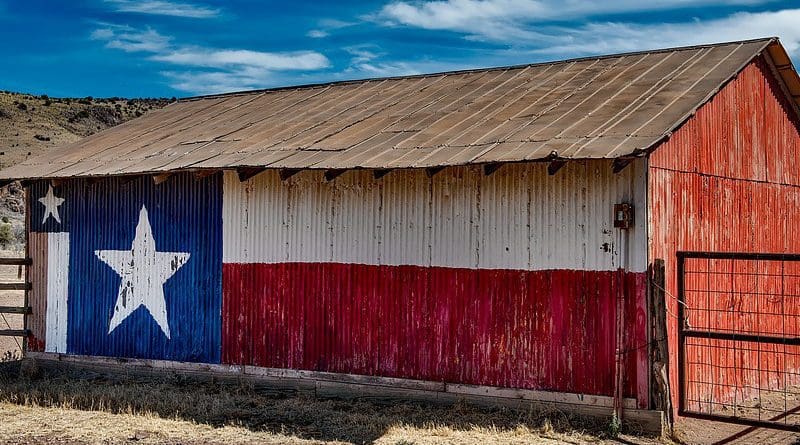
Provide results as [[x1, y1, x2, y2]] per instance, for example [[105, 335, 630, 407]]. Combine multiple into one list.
[[95, 205, 190, 339], [38, 184, 65, 224]]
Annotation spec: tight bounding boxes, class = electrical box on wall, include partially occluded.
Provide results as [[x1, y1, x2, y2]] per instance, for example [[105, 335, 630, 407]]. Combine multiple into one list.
[[614, 203, 634, 229]]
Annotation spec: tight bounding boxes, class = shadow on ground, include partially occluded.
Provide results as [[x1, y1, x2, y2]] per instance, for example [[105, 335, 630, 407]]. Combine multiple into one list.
[[0, 360, 641, 444]]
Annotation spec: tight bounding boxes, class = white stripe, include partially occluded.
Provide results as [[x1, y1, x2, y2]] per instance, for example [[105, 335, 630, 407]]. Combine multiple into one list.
[[222, 160, 647, 272], [45, 232, 69, 354]]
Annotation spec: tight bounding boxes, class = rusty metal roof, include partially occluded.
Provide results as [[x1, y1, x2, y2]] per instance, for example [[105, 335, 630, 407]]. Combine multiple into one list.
[[3, 38, 799, 180]]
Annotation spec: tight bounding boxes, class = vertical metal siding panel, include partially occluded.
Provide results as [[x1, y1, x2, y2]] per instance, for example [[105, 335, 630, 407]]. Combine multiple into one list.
[[44, 232, 69, 353], [331, 170, 381, 265], [27, 232, 47, 351], [380, 169, 430, 267], [431, 166, 479, 268], [478, 163, 529, 269]]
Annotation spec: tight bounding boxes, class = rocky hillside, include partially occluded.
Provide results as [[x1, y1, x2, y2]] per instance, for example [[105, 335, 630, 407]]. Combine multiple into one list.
[[0, 92, 172, 248]]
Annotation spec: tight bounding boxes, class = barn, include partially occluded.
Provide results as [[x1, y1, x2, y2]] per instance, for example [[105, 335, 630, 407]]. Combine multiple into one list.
[[3, 37, 800, 434]]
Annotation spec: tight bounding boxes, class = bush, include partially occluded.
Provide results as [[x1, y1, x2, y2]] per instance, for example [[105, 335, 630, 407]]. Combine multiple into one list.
[[0, 223, 14, 246]]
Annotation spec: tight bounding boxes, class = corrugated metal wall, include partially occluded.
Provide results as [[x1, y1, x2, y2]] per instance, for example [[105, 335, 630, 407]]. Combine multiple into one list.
[[222, 161, 648, 271], [28, 173, 223, 362], [222, 160, 649, 403], [649, 56, 800, 414]]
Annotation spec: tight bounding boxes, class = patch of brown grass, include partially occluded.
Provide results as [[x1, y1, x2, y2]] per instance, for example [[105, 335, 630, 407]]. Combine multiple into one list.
[[0, 361, 665, 444]]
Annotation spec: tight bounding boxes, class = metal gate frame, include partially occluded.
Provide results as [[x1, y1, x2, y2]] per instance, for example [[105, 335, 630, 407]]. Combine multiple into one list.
[[677, 251, 800, 432]]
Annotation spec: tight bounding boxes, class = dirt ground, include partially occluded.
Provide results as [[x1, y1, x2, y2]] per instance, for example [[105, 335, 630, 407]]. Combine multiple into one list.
[[0, 362, 667, 445], [675, 416, 800, 444]]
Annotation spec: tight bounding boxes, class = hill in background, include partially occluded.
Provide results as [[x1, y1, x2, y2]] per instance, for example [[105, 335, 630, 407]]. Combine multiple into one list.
[[0, 92, 172, 248]]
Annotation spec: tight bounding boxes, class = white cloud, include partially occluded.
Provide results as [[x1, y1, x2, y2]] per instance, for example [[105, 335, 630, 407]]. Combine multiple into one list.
[[344, 46, 381, 64], [350, 62, 422, 77], [521, 9, 800, 61], [106, 0, 220, 18], [90, 26, 171, 53], [307, 29, 329, 38], [374, 0, 800, 62], [153, 49, 330, 71], [161, 69, 274, 95], [305, 18, 358, 39], [377, 0, 776, 43], [92, 24, 330, 94]]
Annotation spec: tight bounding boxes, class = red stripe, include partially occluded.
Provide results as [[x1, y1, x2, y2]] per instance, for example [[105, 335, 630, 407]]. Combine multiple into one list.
[[222, 263, 647, 400]]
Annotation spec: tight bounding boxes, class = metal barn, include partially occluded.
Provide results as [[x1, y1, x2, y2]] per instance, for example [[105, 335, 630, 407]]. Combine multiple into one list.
[[3, 37, 800, 434]]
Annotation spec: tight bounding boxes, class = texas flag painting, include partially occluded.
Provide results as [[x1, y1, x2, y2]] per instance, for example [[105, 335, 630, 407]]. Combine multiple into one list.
[[28, 174, 223, 363]]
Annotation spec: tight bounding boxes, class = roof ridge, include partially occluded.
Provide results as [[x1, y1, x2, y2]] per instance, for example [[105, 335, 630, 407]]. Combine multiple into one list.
[[180, 37, 777, 102]]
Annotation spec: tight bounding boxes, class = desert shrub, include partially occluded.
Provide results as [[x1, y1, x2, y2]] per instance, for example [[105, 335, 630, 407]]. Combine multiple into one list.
[[0, 222, 15, 246]]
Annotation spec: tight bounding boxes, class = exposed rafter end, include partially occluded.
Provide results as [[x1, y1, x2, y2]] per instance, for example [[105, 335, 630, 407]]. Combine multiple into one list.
[[279, 169, 301, 181], [153, 173, 172, 185], [373, 169, 392, 180], [547, 160, 567, 176], [119, 175, 139, 187], [324, 169, 346, 182], [426, 166, 445, 178], [237, 167, 266, 182], [483, 163, 503, 176], [193, 169, 219, 180], [612, 158, 632, 174]]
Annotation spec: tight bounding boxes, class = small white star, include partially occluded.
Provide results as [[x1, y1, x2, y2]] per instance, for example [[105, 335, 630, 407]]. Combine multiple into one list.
[[95, 205, 190, 339], [38, 185, 65, 224]]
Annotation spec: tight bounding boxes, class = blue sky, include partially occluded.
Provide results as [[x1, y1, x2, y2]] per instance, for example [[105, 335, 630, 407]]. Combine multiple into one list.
[[1, 0, 799, 98]]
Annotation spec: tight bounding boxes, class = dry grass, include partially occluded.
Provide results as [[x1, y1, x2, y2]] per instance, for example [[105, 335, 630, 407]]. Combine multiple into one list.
[[0, 361, 667, 445]]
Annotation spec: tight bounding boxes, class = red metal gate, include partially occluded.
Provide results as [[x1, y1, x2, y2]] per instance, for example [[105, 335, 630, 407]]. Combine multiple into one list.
[[677, 251, 800, 431]]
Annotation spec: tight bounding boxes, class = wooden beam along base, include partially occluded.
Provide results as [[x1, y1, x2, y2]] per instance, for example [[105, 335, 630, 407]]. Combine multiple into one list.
[[26, 352, 666, 436]]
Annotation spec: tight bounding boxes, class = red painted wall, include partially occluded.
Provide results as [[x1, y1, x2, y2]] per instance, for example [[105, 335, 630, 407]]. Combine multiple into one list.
[[222, 263, 648, 401], [649, 56, 800, 414]]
